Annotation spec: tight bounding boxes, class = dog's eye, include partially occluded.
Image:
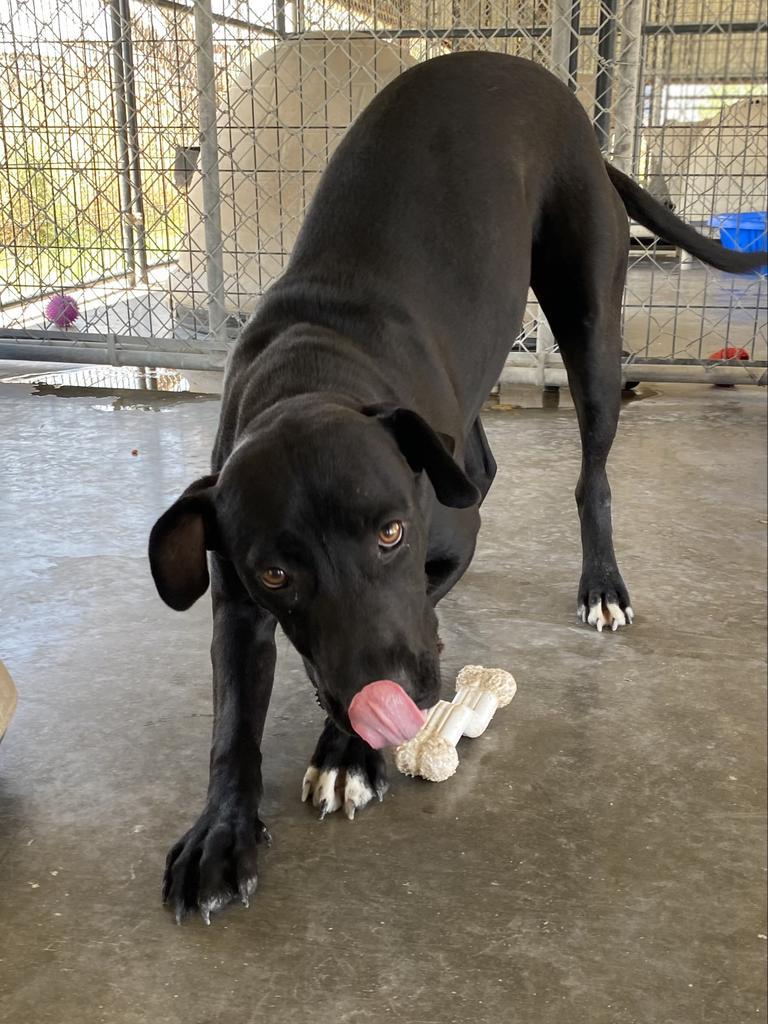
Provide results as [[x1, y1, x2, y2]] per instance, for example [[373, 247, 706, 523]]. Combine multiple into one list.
[[378, 520, 404, 548], [261, 567, 289, 589]]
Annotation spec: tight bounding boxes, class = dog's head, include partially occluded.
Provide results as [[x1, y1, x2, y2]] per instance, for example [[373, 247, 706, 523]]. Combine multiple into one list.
[[148, 400, 478, 744]]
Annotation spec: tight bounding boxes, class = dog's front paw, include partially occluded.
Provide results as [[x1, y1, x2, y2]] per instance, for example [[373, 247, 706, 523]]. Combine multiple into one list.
[[577, 570, 634, 632], [162, 803, 271, 925], [302, 720, 388, 821]]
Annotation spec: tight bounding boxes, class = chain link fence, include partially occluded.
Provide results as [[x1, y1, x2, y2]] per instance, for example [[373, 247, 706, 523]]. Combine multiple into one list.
[[0, 0, 766, 383]]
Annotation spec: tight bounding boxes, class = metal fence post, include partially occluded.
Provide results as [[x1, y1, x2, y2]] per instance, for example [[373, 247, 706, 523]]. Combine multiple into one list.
[[193, 0, 227, 350], [275, 0, 287, 36], [594, 0, 619, 151], [568, 1, 581, 87], [612, 0, 647, 174], [551, 0, 574, 85], [107, 0, 136, 286], [119, 0, 149, 283], [535, 0, 576, 391]]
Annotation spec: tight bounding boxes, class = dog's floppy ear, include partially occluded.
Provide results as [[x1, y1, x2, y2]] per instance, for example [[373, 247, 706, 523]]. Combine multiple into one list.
[[148, 474, 219, 611], [365, 406, 480, 508]]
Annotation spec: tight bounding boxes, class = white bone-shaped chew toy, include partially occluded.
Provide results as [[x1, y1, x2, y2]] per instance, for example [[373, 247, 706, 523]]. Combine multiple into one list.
[[394, 665, 516, 782]]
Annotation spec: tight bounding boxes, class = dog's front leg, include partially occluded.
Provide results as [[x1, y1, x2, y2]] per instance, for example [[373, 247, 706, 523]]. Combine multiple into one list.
[[162, 555, 277, 925]]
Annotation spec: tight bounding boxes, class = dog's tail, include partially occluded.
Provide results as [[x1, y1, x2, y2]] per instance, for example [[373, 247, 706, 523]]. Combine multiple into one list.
[[605, 162, 767, 273]]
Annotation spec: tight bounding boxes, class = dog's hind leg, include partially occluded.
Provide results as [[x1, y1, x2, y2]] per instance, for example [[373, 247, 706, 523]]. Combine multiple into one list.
[[531, 183, 633, 631]]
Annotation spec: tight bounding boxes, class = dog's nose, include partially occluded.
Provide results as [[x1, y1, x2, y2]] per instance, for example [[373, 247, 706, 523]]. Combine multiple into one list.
[[348, 679, 426, 749]]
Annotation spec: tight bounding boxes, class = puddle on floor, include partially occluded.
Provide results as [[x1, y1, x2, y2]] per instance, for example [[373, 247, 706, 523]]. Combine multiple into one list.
[[30, 382, 213, 410], [483, 383, 658, 413], [0, 364, 220, 409], [1, 364, 192, 392], [4, 363, 658, 413]]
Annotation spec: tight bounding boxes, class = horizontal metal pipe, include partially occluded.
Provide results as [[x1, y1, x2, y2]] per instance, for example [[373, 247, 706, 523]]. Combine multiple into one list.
[[500, 363, 767, 386], [286, 26, 549, 39], [3, 341, 763, 385], [620, 364, 767, 385], [504, 352, 768, 368], [151, 0, 281, 35], [641, 20, 766, 35], [0, 342, 226, 372], [287, 21, 767, 41], [627, 356, 767, 368], [0, 326, 225, 348]]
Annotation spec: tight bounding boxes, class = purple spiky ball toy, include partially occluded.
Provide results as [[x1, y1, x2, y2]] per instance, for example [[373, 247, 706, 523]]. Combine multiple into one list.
[[45, 294, 80, 329]]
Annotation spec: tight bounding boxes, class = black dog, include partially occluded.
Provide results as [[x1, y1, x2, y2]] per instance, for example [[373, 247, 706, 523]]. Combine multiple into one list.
[[149, 51, 765, 923]]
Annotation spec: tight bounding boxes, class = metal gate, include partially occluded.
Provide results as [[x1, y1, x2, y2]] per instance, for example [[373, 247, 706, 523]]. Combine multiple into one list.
[[1, 0, 766, 384]]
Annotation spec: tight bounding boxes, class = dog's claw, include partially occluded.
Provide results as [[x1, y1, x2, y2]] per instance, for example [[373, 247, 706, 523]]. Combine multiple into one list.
[[238, 876, 257, 907], [583, 593, 632, 633], [606, 601, 626, 630], [301, 766, 317, 803], [162, 810, 268, 926], [303, 723, 388, 820]]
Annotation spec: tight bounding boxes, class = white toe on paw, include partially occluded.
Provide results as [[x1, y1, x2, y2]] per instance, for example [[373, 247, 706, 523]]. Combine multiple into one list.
[[625, 606, 634, 624], [577, 604, 587, 623], [301, 766, 319, 803], [587, 601, 607, 632], [606, 601, 627, 631], [200, 891, 231, 926], [301, 764, 382, 820], [312, 768, 342, 818], [238, 875, 258, 907], [342, 768, 375, 821]]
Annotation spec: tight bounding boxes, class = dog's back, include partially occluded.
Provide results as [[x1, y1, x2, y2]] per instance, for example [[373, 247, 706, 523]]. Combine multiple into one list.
[[257, 53, 602, 408]]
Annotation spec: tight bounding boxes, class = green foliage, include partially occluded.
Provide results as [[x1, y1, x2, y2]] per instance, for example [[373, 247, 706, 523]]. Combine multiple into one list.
[[0, 35, 195, 306]]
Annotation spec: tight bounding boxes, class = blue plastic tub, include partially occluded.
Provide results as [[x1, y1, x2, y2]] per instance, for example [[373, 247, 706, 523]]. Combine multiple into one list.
[[709, 211, 767, 254]]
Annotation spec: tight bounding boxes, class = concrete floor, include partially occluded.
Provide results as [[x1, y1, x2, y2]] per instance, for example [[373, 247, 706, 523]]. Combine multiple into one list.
[[0, 381, 765, 1024]]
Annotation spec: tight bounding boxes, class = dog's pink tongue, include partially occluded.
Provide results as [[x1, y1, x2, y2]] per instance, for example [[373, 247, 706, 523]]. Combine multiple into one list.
[[348, 680, 426, 749]]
